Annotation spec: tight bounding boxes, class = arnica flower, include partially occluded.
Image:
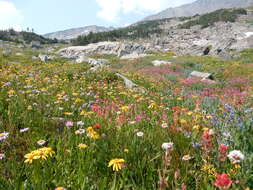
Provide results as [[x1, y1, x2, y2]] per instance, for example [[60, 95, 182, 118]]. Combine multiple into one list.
[[87, 127, 100, 140], [37, 140, 46, 146], [108, 158, 125, 171], [161, 142, 174, 150], [0, 153, 5, 160], [214, 173, 232, 190], [78, 144, 88, 150], [20, 128, 29, 133], [124, 149, 129, 153], [227, 150, 245, 164], [0, 132, 9, 141], [27, 105, 33, 110], [24, 147, 55, 164], [55, 187, 66, 190], [182, 154, 192, 161], [120, 106, 130, 112], [201, 164, 216, 176]]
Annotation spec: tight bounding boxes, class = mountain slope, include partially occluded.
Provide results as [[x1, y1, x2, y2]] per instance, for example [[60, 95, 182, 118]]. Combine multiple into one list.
[[44, 25, 114, 40], [144, 0, 253, 21]]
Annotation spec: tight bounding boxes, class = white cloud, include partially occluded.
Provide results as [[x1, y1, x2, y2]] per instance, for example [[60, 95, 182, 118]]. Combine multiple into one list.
[[0, 1, 23, 31], [96, 0, 196, 22]]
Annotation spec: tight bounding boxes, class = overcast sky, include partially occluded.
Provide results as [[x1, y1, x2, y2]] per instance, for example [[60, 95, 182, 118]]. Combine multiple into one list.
[[0, 0, 196, 34]]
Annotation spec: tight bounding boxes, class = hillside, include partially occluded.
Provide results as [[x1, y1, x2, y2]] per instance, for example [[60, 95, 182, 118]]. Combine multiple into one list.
[[0, 29, 58, 45], [44, 25, 114, 40], [144, 0, 253, 21]]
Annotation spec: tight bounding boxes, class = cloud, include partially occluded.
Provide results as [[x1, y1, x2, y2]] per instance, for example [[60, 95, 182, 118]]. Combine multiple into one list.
[[0, 1, 23, 31], [96, 0, 196, 22]]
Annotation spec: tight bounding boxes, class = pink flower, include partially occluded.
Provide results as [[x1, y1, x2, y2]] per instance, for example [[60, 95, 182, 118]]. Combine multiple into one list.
[[65, 121, 73, 127]]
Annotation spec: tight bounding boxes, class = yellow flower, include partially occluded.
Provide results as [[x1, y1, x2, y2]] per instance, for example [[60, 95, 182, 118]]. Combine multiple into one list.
[[72, 93, 78, 96], [124, 149, 129, 153], [193, 125, 200, 130], [179, 119, 187, 124], [24, 147, 55, 164], [206, 115, 213, 119], [177, 97, 182, 101], [64, 112, 73, 116], [7, 90, 15, 95], [87, 127, 100, 140], [187, 111, 193, 116], [27, 105, 32, 110], [148, 102, 158, 110], [55, 187, 66, 190], [78, 144, 88, 149], [108, 158, 125, 171], [75, 98, 82, 103], [120, 106, 130, 112], [24, 153, 36, 164], [201, 164, 216, 176]]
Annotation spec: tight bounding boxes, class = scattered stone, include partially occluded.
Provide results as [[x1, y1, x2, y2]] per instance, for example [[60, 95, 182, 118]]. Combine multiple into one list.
[[190, 71, 214, 80], [2, 49, 12, 55], [15, 52, 23, 56], [116, 73, 145, 93], [30, 41, 42, 48], [38, 54, 49, 62], [152, 60, 171, 66]]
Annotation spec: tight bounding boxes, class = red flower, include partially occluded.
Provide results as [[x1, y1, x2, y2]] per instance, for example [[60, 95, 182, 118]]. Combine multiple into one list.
[[93, 123, 100, 129], [219, 144, 229, 162], [214, 173, 232, 189], [219, 144, 229, 153]]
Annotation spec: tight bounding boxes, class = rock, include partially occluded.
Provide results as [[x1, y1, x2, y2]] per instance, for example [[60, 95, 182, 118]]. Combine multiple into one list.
[[76, 55, 108, 66], [76, 55, 89, 63], [152, 60, 172, 66], [15, 52, 23, 56], [116, 73, 146, 93], [58, 41, 152, 58], [38, 54, 49, 62], [190, 71, 214, 80], [30, 41, 42, 48], [2, 49, 12, 55], [120, 53, 150, 60]]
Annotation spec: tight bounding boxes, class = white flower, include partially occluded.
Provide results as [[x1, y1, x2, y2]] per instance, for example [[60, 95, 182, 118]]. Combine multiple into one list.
[[161, 122, 168, 128], [0, 153, 5, 160], [75, 129, 85, 135], [77, 121, 84, 127], [162, 142, 174, 150], [20, 128, 29, 133], [136, 131, 144, 137], [129, 121, 136, 125], [37, 140, 46, 146], [0, 132, 9, 142], [227, 150, 245, 163]]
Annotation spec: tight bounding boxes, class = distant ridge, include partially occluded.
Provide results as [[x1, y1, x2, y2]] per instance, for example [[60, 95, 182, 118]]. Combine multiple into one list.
[[44, 25, 114, 40], [144, 0, 253, 21]]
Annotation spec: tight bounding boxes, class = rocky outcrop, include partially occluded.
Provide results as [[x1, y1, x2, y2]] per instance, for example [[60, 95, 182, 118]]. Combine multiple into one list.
[[58, 41, 153, 58]]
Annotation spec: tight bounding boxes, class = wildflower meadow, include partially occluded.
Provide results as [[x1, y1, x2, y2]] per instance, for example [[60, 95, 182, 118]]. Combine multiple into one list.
[[0, 47, 253, 190]]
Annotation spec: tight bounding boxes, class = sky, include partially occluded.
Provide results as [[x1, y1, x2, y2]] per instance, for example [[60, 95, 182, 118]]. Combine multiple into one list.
[[0, 0, 196, 34]]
